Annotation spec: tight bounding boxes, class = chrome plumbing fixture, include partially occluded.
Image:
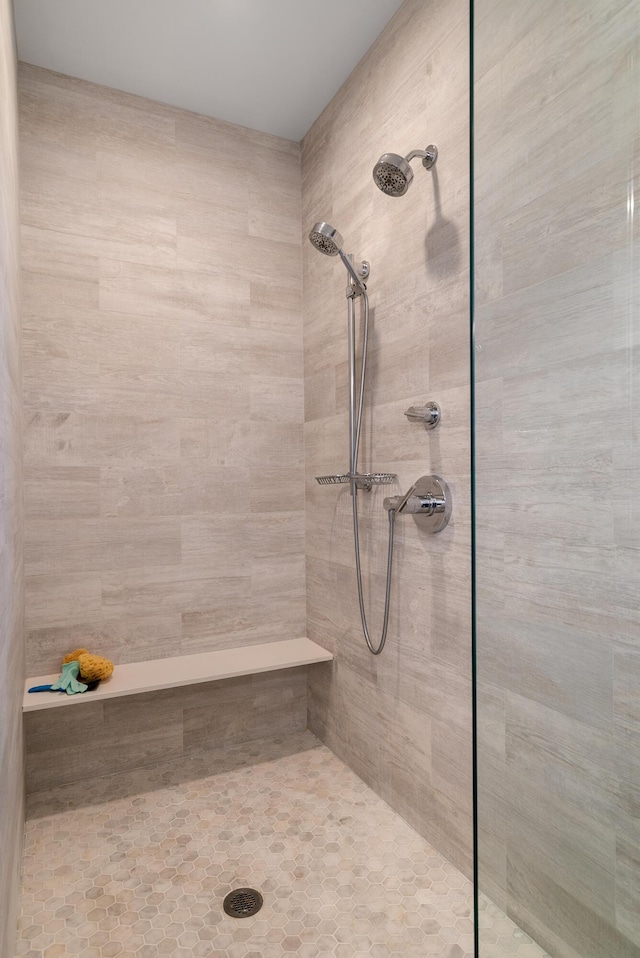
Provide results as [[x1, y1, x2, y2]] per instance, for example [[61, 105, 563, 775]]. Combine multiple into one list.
[[372, 145, 438, 196], [309, 221, 397, 655], [308, 222, 370, 291], [315, 473, 396, 490], [404, 401, 441, 429], [384, 475, 452, 533]]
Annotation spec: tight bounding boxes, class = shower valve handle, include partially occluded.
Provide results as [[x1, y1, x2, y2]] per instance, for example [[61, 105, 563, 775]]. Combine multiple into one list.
[[391, 482, 417, 514], [383, 475, 452, 533], [384, 490, 436, 515]]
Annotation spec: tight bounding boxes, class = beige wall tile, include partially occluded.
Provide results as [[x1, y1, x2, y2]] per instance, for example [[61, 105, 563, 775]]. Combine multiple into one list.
[[24, 669, 309, 791], [302, 0, 472, 876], [21, 225, 99, 311], [248, 143, 301, 245], [249, 512, 305, 559], [250, 280, 301, 330], [23, 357, 100, 413], [0, 3, 25, 953], [178, 462, 250, 515], [250, 376, 303, 424], [24, 465, 100, 519], [176, 368, 252, 420], [25, 572, 102, 631], [182, 669, 307, 750], [249, 593, 306, 641], [101, 563, 251, 620], [21, 176, 178, 271], [24, 695, 183, 791], [24, 411, 182, 465], [506, 855, 640, 958], [474, 1, 640, 955], [181, 514, 251, 576], [251, 466, 305, 513], [20, 63, 305, 677], [181, 608, 253, 649], [25, 517, 182, 576], [100, 463, 181, 518], [616, 838, 640, 944], [250, 422, 303, 468], [22, 305, 181, 371], [179, 418, 251, 463], [26, 612, 182, 674]]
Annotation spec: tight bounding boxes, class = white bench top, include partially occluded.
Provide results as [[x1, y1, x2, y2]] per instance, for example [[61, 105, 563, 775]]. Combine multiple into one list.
[[23, 637, 333, 712]]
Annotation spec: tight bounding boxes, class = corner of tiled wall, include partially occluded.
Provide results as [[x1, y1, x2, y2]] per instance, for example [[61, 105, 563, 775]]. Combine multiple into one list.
[[0, 0, 26, 954]]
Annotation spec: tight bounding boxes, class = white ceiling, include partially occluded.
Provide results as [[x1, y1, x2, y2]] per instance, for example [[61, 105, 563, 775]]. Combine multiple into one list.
[[14, 0, 406, 141]]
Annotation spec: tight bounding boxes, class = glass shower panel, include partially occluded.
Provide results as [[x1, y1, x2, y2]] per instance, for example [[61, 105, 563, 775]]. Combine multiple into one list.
[[473, 1, 640, 957]]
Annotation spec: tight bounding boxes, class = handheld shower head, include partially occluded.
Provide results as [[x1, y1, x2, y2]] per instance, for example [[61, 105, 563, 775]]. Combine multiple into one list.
[[309, 222, 343, 256], [308, 222, 369, 291], [373, 145, 438, 197]]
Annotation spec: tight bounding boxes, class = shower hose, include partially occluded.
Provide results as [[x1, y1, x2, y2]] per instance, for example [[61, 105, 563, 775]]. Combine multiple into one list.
[[350, 288, 396, 655]]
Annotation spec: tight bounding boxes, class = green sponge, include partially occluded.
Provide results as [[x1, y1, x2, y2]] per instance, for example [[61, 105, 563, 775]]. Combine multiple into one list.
[[50, 660, 88, 695]]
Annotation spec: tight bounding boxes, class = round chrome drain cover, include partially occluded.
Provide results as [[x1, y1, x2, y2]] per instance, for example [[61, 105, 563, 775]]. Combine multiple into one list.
[[223, 887, 263, 918]]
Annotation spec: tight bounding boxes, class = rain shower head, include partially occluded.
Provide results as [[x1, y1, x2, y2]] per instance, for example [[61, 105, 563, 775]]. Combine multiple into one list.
[[373, 145, 438, 197], [308, 222, 369, 290], [308, 222, 344, 256]]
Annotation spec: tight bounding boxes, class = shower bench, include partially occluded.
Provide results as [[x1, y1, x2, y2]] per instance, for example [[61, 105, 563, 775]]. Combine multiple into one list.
[[22, 637, 333, 712]]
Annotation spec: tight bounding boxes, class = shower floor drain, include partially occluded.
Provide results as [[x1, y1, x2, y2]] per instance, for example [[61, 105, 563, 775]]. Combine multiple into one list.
[[223, 887, 263, 918]]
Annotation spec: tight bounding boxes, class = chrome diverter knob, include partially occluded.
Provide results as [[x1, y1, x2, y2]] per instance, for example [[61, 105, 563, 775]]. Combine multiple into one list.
[[403, 401, 441, 430]]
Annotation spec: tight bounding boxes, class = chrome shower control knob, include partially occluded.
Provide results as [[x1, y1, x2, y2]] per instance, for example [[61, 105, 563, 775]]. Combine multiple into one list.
[[383, 475, 451, 533], [404, 401, 441, 429]]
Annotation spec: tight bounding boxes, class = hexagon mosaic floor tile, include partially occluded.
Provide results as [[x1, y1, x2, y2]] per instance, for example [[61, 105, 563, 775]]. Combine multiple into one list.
[[16, 731, 475, 958], [478, 896, 550, 958]]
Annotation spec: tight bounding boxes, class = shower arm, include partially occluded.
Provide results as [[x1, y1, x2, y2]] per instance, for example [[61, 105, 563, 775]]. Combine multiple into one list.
[[404, 146, 438, 170], [405, 148, 431, 162]]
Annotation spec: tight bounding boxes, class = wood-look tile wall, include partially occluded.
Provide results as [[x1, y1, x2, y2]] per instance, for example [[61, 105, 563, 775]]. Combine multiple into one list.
[[0, 1, 25, 954], [18, 63, 305, 677], [302, 0, 473, 876], [23, 667, 307, 792], [475, 2, 640, 956]]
